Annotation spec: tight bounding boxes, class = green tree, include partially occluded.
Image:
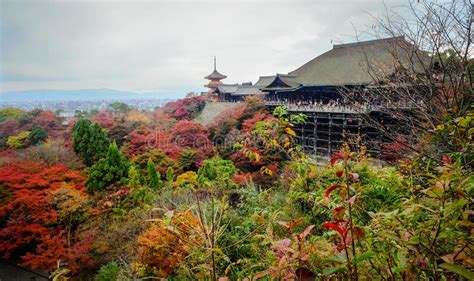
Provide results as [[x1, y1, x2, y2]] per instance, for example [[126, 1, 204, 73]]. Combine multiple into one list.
[[72, 119, 109, 166], [128, 164, 142, 189], [197, 157, 236, 189], [127, 164, 154, 205], [0, 107, 27, 122], [166, 167, 174, 182], [147, 158, 161, 189], [29, 126, 48, 145], [110, 102, 131, 113], [86, 142, 129, 193]]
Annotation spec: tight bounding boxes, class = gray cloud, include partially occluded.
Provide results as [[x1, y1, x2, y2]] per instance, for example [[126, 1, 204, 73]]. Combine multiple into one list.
[[0, 0, 410, 95]]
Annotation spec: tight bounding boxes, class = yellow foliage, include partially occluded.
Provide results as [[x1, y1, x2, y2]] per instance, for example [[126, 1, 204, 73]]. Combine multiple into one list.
[[285, 127, 296, 137], [50, 183, 89, 221], [7, 131, 30, 149], [126, 111, 151, 124], [173, 171, 197, 189], [137, 211, 202, 277]]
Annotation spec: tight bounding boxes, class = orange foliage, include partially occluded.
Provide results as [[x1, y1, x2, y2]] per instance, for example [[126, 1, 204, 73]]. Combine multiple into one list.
[[231, 172, 253, 186], [137, 211, 202, 277]]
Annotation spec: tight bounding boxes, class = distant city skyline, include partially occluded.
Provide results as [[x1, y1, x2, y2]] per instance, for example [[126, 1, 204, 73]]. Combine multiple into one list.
[[1, 0, 411, 97]]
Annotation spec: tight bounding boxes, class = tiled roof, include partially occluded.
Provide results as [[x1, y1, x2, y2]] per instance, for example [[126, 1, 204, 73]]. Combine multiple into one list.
[[288, 36, 430, 86]]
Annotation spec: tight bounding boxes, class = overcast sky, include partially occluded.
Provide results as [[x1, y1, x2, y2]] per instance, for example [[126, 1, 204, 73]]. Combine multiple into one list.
[[0, 0, 411, 96]]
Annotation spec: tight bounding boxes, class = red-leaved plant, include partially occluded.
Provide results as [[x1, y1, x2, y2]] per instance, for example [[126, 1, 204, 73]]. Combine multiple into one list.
[[322, 144, 368, 280]]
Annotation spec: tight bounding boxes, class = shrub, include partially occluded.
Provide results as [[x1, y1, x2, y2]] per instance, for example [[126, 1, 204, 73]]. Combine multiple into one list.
[[95, 261, 119, 281], [197, 157, 236, 189], [173, 171, 198, 190], [18, 139, 84, 169], [7, 131, 30, 149]]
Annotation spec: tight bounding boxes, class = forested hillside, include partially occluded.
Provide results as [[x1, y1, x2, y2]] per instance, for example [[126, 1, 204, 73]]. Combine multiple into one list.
[[0, 0, 473, 279], [0, 89, 472, 280]]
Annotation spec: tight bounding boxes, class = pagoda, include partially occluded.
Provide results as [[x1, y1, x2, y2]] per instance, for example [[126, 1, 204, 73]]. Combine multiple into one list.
[[204, 56, 227, 93]]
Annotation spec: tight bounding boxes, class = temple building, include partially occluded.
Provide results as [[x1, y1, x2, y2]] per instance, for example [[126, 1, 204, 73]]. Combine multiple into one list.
[[208, 37, 431, 159], [204, 56, 227, 93], [214, 36, 428, 104]]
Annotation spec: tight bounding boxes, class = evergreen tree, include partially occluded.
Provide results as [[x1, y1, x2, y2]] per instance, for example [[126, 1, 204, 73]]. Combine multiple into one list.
[[28, 126, 48, 145], [147, 158, 161, 189], [128, 164, 154, 204], [86, 142, 129, 193], [72, 119, 109, 166], [128, 164, 142, 189], [166, 167, 174, 182]]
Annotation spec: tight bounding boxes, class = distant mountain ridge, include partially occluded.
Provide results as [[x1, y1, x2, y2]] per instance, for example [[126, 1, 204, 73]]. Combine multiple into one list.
[[0, 88, 184, 102]]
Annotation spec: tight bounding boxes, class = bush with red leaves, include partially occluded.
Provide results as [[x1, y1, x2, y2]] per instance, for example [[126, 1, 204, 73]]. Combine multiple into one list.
[[0, 160, 93, 273], [163, 96, 206, 120]]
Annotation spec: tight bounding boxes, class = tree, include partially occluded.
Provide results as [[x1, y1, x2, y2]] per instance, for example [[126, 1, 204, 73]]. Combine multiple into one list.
[[171, 120, 215, 165], [0, 160, 92, 273], [163, 96, 206, 120], [85, 142, 129, 193], [0, 120, 21, 149], [166, 166, 174, 182], [18, 139, 84, 169], [197, 157, 236, 189], [126, 126, 182, 158], [33, 111, 61, 137], [110, 102, 131, 113], [91, 111, 114, 129], [146, 158, 161, 189], [72, 119, 109, 166], [0, 107, 27, 122], [29, 125, 48, 145], [132, 148, 179, 176], [7, 130, 30, 149], [128, 164, 154, 205]]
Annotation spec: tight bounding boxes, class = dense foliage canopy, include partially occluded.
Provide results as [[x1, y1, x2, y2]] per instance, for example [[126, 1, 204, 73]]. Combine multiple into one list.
[[0, 3, 472, 278]]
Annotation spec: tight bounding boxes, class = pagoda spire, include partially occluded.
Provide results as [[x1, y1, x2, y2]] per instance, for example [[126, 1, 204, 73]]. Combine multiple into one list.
[[204, 56, 227, 93]]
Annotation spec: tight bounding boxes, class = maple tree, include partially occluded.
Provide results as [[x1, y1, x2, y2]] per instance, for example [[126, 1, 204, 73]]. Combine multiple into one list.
[[0, 160, 92, 273], [171, 120, 214, 165], [126, 125, 182, 159], [91, 111, 115, 129], [33, 111, 62, 137], [163, 96, 206, 120]]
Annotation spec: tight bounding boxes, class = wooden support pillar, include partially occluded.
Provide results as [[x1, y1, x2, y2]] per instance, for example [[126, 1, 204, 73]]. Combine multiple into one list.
[[342, 113, 347, 146], [313, 112, 317, 156], [357, 115, 361, 150], [328, 114, 332, 156], [301, 114, 305, 153]]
